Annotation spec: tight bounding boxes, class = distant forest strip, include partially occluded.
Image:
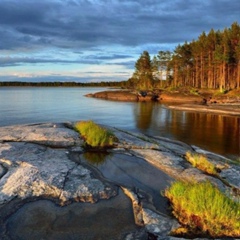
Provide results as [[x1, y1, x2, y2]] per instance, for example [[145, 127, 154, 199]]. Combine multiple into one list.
[[0, 81, 127, 87], [2, 23, 240, 92], [128, 22, 240, 91]]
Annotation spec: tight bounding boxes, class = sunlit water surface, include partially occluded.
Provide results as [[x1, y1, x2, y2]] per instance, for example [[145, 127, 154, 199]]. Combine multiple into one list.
[[0, 87, 239, 159]]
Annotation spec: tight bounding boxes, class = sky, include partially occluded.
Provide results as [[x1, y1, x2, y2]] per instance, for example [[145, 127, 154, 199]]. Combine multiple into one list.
[[0, 0, 240, 83]]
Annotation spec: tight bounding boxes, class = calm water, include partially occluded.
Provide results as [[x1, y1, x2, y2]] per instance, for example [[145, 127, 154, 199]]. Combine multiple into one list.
[[0, 87, 239, 159]]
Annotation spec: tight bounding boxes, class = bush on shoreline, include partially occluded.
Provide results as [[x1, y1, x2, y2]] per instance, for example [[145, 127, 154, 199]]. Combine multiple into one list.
[[74, 120, 117, 148], [165, 180, 240, 237]]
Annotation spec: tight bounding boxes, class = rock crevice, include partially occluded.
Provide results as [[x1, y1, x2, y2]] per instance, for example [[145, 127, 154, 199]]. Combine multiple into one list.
[[0, 122, 239, 239]]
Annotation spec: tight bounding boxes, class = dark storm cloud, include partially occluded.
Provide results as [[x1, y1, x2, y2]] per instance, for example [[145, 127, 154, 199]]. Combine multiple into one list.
[[0, 0, 240, 52]]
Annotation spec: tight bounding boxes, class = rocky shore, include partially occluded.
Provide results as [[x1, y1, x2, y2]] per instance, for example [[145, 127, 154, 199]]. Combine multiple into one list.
[[0, 122, 239, 239], [86, 89, 240, 116]]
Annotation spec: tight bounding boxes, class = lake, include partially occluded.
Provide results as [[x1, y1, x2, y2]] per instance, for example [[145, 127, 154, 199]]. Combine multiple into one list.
[[0, 87, 239, 160]]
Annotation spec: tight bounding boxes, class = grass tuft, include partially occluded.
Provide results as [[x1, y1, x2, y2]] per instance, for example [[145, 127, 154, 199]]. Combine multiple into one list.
[[185, 151, 218, 175], [74, 120, 118, 148], [165, 180, 240, 237]]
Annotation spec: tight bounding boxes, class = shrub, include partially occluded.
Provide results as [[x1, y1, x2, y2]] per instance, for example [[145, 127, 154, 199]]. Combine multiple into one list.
[[185, 151, 218, 175], [165, 180, 240, 237], [74, 120, 117, 148]]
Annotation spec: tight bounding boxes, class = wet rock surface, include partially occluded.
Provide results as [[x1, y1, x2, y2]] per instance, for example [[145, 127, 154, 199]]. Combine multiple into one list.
[[0, 122, 239, 239], [3, 190, 139, 240]]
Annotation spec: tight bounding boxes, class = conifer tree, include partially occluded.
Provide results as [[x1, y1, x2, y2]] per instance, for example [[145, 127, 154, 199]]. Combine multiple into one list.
[[129, 22, 240, 90], [133, 51, 154, 90]]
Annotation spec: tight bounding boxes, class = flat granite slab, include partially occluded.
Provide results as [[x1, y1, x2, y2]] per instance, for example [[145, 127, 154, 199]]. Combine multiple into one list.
[[0, 122, 239, 240]]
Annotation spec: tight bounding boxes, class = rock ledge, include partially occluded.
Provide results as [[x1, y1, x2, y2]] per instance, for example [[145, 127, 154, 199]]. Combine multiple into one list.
[[0, 122, 239, 239]]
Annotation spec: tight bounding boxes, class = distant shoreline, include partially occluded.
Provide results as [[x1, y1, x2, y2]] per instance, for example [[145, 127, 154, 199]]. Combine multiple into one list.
[[0, 81, 126, 88], [0, 85, 107, 88]]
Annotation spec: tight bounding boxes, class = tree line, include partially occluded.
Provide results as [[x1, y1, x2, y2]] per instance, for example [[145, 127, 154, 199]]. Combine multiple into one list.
[[0, 81, 127, 87], [128, 22, 240, 91]]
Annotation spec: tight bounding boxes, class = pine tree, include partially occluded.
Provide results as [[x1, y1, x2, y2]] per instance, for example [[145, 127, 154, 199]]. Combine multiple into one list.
[[129, 22, 240, 90], [133, 51, 154, 90]]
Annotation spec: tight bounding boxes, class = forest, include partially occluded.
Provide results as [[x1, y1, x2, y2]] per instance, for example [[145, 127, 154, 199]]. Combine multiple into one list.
[[2, 22, 239, 92], [0, 81, 126, 88], [128, 22, 240, 92]]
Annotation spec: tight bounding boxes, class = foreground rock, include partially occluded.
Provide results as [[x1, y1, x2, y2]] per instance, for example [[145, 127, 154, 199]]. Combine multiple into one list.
[[0, 123, 239, 239], [0, 123, 117, 205], [4, 191, 139, 240]]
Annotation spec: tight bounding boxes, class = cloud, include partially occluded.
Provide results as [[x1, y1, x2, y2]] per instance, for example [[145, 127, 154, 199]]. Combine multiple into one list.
[[85, 54, 133, 60], [0, 57, 68, 67], [1, 0, 239, 51], [0, 73, 128, 83], [0, 53, 135, 67], [0, 0, 239, 82], [0, 56, 101, 67]]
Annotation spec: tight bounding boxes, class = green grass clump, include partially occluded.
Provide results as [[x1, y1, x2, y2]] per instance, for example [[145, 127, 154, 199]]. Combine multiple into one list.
[[165, 181, 240, 237], [185, 151, 218, 175], [74, 120, 117, 148]]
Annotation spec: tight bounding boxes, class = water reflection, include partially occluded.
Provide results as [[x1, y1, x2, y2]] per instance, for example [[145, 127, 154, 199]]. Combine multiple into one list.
[[133, 102, 154, 130], [83, 151, 110, 165], [5, 192, 138, 240], [180, 113, 240, 159], [0, 87, 239, 159], [133, 102, 240, 159], [81, 153, 172, 215]]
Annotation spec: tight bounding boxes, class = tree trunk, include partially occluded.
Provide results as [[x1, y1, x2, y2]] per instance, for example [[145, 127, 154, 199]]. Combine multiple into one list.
[[174, 63, 178, 87], [200, 52, 204, 88], [237, 61, 240, 88]]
